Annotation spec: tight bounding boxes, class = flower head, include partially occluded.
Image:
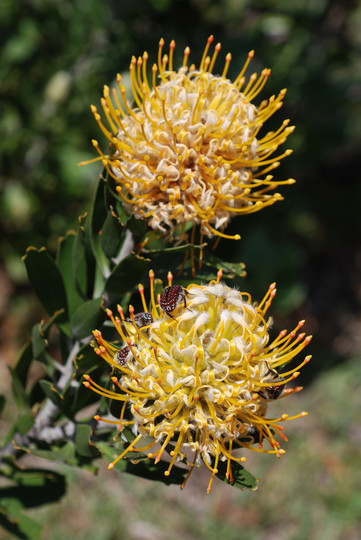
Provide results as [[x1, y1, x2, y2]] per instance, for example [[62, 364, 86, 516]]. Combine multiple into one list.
[[87, 36, 295, 245], [85, 270, 311, 492]]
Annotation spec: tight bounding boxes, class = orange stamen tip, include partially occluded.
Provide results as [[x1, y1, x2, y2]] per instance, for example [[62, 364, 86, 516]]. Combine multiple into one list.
[[106, 309, 113, 317], [248, 50, 255, 58], [94, 415, 101, 421], [129, 305, 134, 314], [170, 40, 175, 49], [138, 284, 144, 293], [83, 374, 91, 381], [83, 382, 91, 388], [149, 269, 154, 279], [292, 372, 300, 378], [111, 377, 118, 383], [207, 35, 214, 43], [108, 463, 115, 469], [159, 38, 164, 46], [215, 42, 221, 51], [234, 234, 241, 240], [281, 414, 288, 420], [241, 457, 246, 462], [301, 411, 308, 417]]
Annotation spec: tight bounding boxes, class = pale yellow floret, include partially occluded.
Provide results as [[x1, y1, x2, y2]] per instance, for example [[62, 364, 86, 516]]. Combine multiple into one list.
[[86, 270, 310, 492], [83, 37, 295, 245]]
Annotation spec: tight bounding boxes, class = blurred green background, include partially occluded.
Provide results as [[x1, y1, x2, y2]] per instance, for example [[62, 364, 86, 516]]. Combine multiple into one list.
[[1, 0, 361, 538]]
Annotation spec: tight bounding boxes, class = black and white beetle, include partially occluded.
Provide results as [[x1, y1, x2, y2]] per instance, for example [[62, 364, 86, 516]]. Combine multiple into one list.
[[115, 346, 133, 366], [127, 311, 154, 328]]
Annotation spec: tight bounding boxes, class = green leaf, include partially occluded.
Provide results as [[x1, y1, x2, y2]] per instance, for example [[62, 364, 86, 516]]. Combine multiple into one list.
[[56, 231, 84, 316], [1, 468, 66, 505], [31, 324, 48, 359], [126, 215, 148, 237], [201, 251, 246, 280], [75, 424, 101, 458], [8, 366, 29, 410], [12, 341, 33, 394], [0, 468, 66, 539], [216, 460, 258, 490], [100, 209, 124, 259], [0, 503, 42, 540], [70, 297, 106, 339], [96, 441, 186, 485], [105, 254, 149, 297], [14, 441, 76, 466], [13, 442, 98, 473], [22, 247, 70, 335], [15, 410, 35, 435], [72, 214, 88, 299], [38, 380, 63, 407], [90, 177, 110, 274]]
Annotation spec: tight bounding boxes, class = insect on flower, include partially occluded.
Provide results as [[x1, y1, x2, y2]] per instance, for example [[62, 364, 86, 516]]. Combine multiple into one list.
[[127, 311, 153, 328], [159, 285, 189, 319], [257, 367, 286, 400], [115, 345, 133, 366], [85, 270, 312, 493]]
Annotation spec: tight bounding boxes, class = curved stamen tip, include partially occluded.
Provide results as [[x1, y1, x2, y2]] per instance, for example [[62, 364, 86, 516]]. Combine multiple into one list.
[[300, 411, 308, 417], [207, 35, 214, 43], [248, 50, 255, 58]]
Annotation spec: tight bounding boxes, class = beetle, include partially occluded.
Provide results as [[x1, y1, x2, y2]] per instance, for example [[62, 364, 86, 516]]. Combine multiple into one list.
[[258, 368, 286, 400], [159, 285, 189, 320], [127, 311, 154, 328], [114, 346, 133, 366]]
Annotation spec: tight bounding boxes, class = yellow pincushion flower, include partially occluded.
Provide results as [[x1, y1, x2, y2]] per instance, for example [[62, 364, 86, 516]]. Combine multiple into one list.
[[87, 36, 295, 245], [85, 270, 311, 492]]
